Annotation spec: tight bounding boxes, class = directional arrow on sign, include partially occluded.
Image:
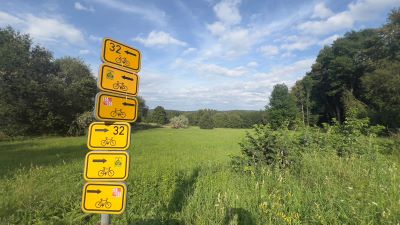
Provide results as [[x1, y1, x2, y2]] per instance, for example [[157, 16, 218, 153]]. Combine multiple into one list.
[[122, 102, 135, 106], [121, 75, 133, 81], [87, 189, 101, 194], [92, 159, 107, 163], [95, 128, 109, 132], [124, 50, 137, 57]]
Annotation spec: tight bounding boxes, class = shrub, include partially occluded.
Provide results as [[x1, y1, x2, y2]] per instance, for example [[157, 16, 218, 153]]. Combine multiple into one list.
[[239, 124, 301, 169], [67, 111, 94, 136], [199, 114, 214, 129], [170, 115, 189, 129]]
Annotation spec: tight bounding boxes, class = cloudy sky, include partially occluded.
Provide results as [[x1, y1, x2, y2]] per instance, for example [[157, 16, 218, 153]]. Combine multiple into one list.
[[0, 0, 398, 110]]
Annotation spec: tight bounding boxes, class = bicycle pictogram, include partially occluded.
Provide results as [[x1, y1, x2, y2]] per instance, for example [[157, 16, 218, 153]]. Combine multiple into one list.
[[113, 81, 128, 91], [110, 108, 126, 118], [101, 137, 116, 146], [115, 56, 130, 67], [98, 167, 115, 177], [95, 198, 112, 209]]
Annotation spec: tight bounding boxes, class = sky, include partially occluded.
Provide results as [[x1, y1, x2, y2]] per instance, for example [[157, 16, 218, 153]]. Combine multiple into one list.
[[0, 0, 398, 110]]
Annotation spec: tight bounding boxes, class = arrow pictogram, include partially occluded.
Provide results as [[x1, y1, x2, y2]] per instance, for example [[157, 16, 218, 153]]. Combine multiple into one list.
[[125, 50, 136, 57], [122, 102, 135, 106], [121, 75, 133, 81], [92, 159, 107, 163], [87, 189, 101, 194], [95, 128, 109, 132]]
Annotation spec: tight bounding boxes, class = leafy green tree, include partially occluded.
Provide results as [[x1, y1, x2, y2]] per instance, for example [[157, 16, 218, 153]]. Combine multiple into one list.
[[199, 113, 214, 129], [52, 57, 97, 133], [151, 106, 168, 125], [135, 96, 149, 123], [266, 84, 298, 129], [362, 62, 400, 128], [0, 27, 97, 135]]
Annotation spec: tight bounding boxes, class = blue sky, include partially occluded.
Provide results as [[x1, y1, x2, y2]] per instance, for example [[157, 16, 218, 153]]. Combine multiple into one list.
[[0, 0, 398, 110]]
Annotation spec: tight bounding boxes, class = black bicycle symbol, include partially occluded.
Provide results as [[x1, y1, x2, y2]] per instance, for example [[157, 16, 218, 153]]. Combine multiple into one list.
[[110, 108, 126, 118], [115, 56, 130, 67], [98, 167, 115, 177], [101, 137, 116, 146], [95, 198, 112, 209], [113, 81, 128, 91]]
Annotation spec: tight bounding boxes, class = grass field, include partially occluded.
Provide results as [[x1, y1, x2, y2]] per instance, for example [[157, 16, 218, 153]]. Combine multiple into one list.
[[0, 127, 399, 224]]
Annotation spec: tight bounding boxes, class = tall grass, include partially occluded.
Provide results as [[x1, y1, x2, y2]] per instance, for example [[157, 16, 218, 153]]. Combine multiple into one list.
[[0, 127, 399, 224]]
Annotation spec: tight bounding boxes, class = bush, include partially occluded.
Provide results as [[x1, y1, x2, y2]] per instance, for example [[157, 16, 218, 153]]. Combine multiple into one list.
[[239, 124, 301, 169], [67, 111, 95, 136], [170, 115, 189, 129], [199, 114, 214, 129]]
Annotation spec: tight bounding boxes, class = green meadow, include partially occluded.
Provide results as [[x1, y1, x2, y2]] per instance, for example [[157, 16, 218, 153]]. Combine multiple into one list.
[[0, 127, 399, 224]]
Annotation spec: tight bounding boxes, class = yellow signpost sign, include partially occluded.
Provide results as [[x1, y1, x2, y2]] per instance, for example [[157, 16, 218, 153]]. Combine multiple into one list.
[[82, 182, 127, 214], [87, 122, 131, 151], [102, 38, 141, 72], [84, 151, 130, 181], [98, 63, 139, 96], [95, 92, 138, 122]]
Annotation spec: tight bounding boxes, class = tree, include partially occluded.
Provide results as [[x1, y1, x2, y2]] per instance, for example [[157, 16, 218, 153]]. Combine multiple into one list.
[[151, 106, 168, 125], [266, 84, 298, 129], [135, 96, 149, 123], [199, 113, 214, 129], [0, 27, 96, 135], [362, 62, 400, 128], [170, 115, 189, 128], [52, 57, 97, 133]]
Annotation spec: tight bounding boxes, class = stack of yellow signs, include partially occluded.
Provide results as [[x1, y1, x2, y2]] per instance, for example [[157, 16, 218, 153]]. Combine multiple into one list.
[[81, 38, 141, 215]]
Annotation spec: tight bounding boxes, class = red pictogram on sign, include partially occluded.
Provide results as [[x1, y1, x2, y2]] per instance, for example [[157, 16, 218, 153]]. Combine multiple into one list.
[[103, 97, 112, 106], [112, 188, 122, 197]]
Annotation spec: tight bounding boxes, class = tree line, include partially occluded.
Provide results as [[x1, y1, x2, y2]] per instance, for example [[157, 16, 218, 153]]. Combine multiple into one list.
[[146, 107, 264, 129]]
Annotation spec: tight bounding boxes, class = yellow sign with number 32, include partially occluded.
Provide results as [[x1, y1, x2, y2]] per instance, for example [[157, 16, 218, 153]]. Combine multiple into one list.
[[102, 38, 141, 72], [87, 122, 131, 150]]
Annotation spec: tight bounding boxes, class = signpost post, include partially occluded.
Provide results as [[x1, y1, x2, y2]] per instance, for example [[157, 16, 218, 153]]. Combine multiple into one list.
[[82, 38, 141, 225]]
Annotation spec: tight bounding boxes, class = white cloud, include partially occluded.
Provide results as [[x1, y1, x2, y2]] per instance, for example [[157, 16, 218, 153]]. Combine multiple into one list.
[[206, 21, 227, 36], [0, 11, 23, 26], [213, 0, 241, 25], [319, 34, 340, 46], [299, 0, 399, 35], [197, 63, 248, 77], [349, 0, 400, 21], [79, 49, 90, 54], [259, 45, 279, 56], [312, 3, 334, 19], [25, 14, 85, 44], [74, 2, 94, 12], [298, 11, 354, 35], [133, 31, 187, 47], [0, 11, 85, 46], [182, 47, 197, 55], [247, 61, 258, 67], [92, 0, 166, 25], [205, 0, 274, 58], [280, 37, 317, 51]]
